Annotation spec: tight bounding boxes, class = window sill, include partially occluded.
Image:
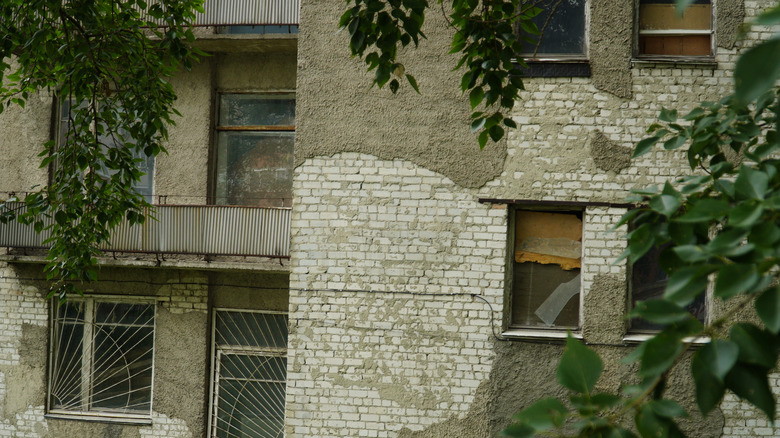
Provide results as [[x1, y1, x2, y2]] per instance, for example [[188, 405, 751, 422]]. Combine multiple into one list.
[[518, 59, 591, 78], [502, 328, 582, 341], [45, 412, 153, 426], [631, 57, 717, 69], [623, 333, 711, 345]]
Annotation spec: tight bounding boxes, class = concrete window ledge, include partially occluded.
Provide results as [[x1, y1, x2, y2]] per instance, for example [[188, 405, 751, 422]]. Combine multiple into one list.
[[45, 412, 153, 426], [623, 333, 711, 345], [631, 57, 718, 69], [502, 329, 583, 341]]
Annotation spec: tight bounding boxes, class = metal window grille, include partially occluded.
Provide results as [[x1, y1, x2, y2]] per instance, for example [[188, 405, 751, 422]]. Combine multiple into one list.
[[48, 300, 156, 419], [211, 310, 288, 438]]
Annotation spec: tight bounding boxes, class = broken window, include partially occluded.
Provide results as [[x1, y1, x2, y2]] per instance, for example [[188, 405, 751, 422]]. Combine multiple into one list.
[[48, 300, 155, 419], [510, 210, 582, 329], [213, 93, 295, 207], [211, 310, 288, 438], [630, 245, 707, 331], [638, 0, 713, 57], [519, 0, 587, 58]]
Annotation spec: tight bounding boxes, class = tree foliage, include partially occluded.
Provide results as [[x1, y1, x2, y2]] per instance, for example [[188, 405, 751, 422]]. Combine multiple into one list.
[[499, 3, 780, 437], [0, 0, 203, 300]]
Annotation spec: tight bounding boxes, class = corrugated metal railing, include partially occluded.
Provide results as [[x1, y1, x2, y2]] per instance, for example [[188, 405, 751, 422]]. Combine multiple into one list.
[[142, 0, 300, 26], [0, 203, 291, 258]]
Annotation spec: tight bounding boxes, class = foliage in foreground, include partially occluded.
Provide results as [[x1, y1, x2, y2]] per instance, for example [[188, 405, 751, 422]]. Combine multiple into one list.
[[501, 3, 780, 437], [0, 0, 203, 299]]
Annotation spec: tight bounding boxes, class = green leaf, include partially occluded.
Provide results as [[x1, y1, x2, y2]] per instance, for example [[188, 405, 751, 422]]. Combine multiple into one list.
[[649, 194, 681, 217], [640, 330, 684, 378], [755, 4, 780, 25], [663, 135, 687, 151], [714, 264, 759, 299], [691, 352, 726, 414], [735, 37, 780, 105], [697, 340, 739, 381], [659, 108, 678, 123], [675, 0, 697, 13], [512, 397, 568, 430], [469, 87, 484, 110], [405, 74, 420, 94], [676, 199, 730, 222], [471, 117, 486, 133], [634, 136, 660, 158], [557, 335, 603, 395], [728, 202, 764, 229], [756, 287, 780, 333], [725, 363, 775, 419], [671, 245, 709, 262], [664, 267, 709, 306], [730, 324, 778, 369], [500, 423, 534, 438], [628, 224, 655, 265], [735, 166, 769, 200], [649, 399, 688, 418], [631, 299, 691, 325]]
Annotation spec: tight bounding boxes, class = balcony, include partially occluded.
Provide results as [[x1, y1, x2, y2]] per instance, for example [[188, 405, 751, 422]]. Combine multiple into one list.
[[0, 203, 291, 259]]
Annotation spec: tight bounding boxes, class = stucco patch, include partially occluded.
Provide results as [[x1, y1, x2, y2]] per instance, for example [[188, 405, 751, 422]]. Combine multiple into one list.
[[589, 0, 633, 99], [590, 130, 632, 174], [717, 0, 746, 50], [153, 307, 208, 438]]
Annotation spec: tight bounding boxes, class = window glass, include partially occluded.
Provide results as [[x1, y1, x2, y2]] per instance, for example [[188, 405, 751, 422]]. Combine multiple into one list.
[[212, 311, 288, 438], [59, 101, 155, 202], [511, 210, 582, 328], [520, 0, 587, 57], [49, 300, 155, 417], [630, 245, 707, 331], [214, 94, 295, 207], [638, 0, 712, 56]]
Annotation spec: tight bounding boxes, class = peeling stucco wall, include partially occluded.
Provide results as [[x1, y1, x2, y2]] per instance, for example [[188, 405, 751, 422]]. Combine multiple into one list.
[[295, 0, 507, 189], [717, 0, 747, 49], [589, 0, 634, 99], [590, 130, 632, 174]]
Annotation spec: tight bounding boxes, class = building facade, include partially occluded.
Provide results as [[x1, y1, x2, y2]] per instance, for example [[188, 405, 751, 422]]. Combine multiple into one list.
[[0, 0, 777, 437]]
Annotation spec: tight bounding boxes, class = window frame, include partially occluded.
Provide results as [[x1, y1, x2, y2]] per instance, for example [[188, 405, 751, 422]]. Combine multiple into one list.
[[633, 0, 716, 61], [211, 90, 296, 207], [46, 296, 157, 424], [208, 308, 289, 438], [53, 98, 156, 203], [626, 244, 712, 338], [503, 205, 585, 338]]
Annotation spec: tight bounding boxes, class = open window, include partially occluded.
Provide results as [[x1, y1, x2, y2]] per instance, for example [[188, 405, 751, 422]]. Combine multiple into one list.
[[629, 245, 707, 332], [213, 93, 295, 207], [210, 309, 288, 438], [509, 209, 583, 330], [637, 0, 713, 58], [48, 299, 155, 421]]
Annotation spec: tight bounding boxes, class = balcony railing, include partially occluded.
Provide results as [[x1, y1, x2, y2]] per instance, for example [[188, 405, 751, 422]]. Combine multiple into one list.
[[0, 203, 291, 258], [143, 0, 300, 27]]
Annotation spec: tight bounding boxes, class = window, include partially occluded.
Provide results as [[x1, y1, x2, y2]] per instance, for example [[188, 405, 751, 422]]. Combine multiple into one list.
[[629, 245, 707, 331], [510, 210, 583, 329], [210, 310, 288, 438], [213, 93, 295, 207], [519, 0, 587, 59], [57, 100, 155, 202], [48, 300, 155, 420], [637, 0, 713, 57]]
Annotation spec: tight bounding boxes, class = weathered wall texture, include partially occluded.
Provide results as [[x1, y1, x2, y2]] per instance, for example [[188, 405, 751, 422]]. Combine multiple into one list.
[[291, 0, 775, 437], [589, 0, 634, 98], [295, 0, 507, 188], [0, 264, 211, 438], [0, 90, 52, 199]]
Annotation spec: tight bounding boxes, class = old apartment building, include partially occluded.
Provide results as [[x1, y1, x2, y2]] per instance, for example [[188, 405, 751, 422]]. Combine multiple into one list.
[[0, 0, 777, 437]]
